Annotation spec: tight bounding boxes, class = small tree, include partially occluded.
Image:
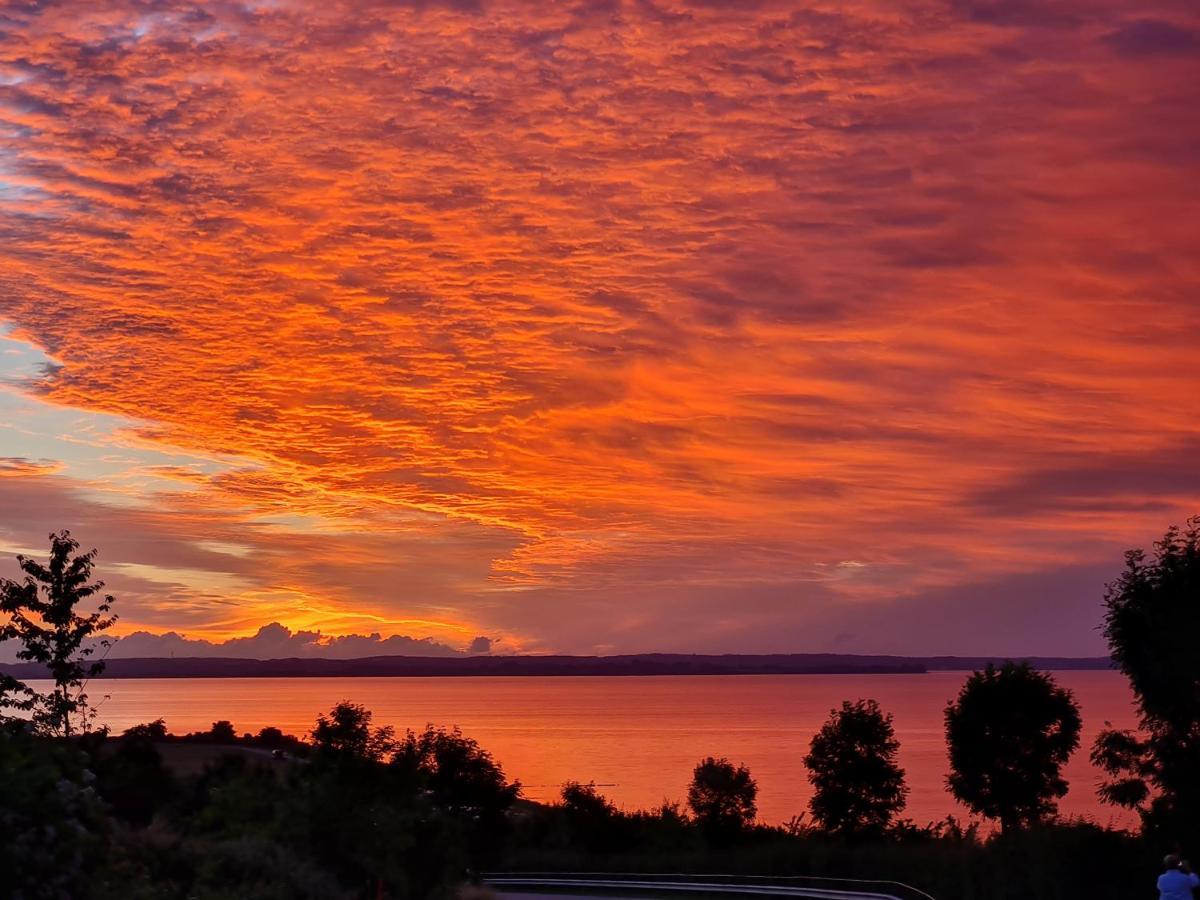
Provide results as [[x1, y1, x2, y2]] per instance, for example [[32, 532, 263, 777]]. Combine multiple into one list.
[[393, 724, 520, 822], [311, 701, 395, 761], [561, 780, 617, 819], [687, 756, 757, 838], [804, 699, 908, 836], [945, 662, 1081, 832], [0, 531, 117, 737], [96, 722, 177, 825], [279, 705, 438, 897], [1092, 517, 1200, 842], [391, 724, 520, 871], [257, 726, 287, 747], [560, 781, 623, 851], [122, 719, 168, 741]]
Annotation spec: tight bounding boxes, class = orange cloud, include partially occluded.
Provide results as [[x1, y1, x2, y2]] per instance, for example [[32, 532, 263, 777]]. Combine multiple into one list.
[[0, 457, 63, 478], [0, 0, 1197, 653]]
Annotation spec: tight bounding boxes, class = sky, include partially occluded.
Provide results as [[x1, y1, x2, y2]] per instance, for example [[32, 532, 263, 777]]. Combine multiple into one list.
[[0, 0, 1197, 658]]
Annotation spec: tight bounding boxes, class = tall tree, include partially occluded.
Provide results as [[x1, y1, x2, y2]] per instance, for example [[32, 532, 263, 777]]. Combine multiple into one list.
[[945, 662, 1081, 832], [687, 756, 757, 839], [0, 531, 117, 737], [804, 699, 908, 836], [1092, 517, 1200, 841]]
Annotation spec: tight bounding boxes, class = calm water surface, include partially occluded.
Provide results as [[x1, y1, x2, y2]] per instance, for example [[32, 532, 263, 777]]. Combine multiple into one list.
[[39, 671, 1139, 827]]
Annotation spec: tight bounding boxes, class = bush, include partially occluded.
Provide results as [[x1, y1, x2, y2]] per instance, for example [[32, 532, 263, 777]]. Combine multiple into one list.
[[94, 733, 177, 827], [0, 725, 108, 900]]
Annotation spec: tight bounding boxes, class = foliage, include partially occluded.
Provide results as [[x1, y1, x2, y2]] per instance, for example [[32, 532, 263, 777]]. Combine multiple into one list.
[[288, 713, 485, 897], [181, 753, 286, 838], [0, 691, 1165, 900], [0, 670, 34, 716], [391, 723, 522, 870], [311, 700, 395, 761], [510, 792, 697, 865], [945, 662, 1081, 832], [139, 720, 310, 753], [1093, 517, 1200, 843], [561, 781, 618, 819], [91, 824, 355, 900], [0, 531, 117, 737], [557, 782, 625, 852], [504, 808, 1149, 900], [93, 730, 177, 826], [804, 699, 908, 836], [255, 726, 288, 747], [393, 725, 520, 823], [138, 705, 478, 897], [1091, 727, 1155, 809], [0, 723, 108, 900], [0, 699, 506, 897], [687, 756, 757, 840], [122, 719, 169, 741], [286, 752, 436, 896]]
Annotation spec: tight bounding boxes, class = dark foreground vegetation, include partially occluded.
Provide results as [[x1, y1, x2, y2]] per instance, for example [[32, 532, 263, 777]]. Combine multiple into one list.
[[2, 520, 1199, 899], [0, 707, 1156, 900]]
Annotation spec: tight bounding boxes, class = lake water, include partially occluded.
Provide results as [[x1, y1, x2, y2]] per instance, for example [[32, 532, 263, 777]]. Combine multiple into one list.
[[33, 670, 1141, 828]]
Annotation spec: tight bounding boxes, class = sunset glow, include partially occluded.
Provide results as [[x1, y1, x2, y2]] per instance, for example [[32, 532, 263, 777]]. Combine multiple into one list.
[[1, 0, 1197, 655]]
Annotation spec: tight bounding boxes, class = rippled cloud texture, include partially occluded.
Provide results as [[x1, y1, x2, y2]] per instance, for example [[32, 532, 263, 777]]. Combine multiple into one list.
[[0, 0, 1197, 655]]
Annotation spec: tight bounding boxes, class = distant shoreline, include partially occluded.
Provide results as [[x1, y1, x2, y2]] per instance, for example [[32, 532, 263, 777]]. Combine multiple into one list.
[[0, 652, 1114, 679]]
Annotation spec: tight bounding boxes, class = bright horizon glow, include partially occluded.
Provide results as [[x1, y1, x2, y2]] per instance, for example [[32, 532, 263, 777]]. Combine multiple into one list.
[[1, 0, 1198, 656]]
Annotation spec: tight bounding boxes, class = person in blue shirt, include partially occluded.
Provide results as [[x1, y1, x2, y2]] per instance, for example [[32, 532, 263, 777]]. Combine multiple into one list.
[[1159, 855, 1199, 900]]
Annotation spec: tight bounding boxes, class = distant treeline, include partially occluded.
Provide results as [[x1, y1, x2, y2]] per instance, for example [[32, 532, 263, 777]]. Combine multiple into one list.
[[0, 651, 1114, 679]]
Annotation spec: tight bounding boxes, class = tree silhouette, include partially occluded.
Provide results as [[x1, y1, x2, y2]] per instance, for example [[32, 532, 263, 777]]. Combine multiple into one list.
[[122, 719, 168, 741], [687, 756, 757, 839], [560, 781, 623, 851], [257, 725, 288, 747], [390, 724, 520, 870], [561, 781, 617, 819], [311, 701, 395, 761], [1092, 517, 1200, 842], [393, 724, 520, 823], [0, 531, 117, 737], [804, 699, 907, 836], [298, 706, 462, 896], [945, 662, 1081, 832]]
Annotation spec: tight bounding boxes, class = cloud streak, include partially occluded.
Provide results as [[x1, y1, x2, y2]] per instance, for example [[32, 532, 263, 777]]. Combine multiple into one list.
[[0, 0, 1197, 654]]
